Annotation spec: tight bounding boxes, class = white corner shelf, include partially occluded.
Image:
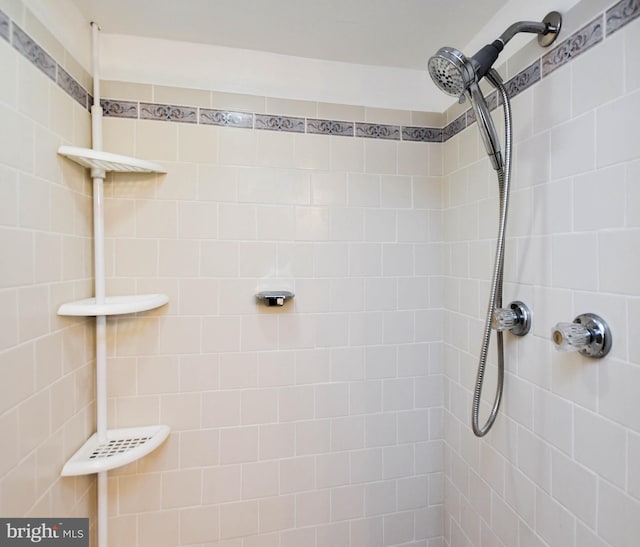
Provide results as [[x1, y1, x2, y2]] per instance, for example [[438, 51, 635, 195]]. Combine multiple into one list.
[[58, 294, 169, 317], [61, 425, 171, 476], [58, 145, 166, 174]]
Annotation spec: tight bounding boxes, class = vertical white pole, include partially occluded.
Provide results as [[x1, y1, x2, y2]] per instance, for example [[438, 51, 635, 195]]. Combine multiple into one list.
[[90, 21, 108, 547], [90, 20, 107, 438], [94, 177, 107, 547], [97, 471, 108, 547]]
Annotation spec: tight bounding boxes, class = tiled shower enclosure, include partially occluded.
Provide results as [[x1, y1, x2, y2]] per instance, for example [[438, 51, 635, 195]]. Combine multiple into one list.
[[1, 0, 639, 546]]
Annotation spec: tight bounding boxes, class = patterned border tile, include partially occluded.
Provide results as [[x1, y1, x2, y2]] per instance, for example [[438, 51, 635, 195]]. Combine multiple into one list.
[[541, 15, 604, 77], [12, 24, 56, 82], [402, 126, 443, 143], [200, 109, 253, 128], [466, 107, 477, 126], [355, 123, 401, 140], [307, 118, 354, 137], [504, 60, 541, 100], [607, 0, 640, 34], [101, 99, 138, 118], [0, 8, 9, 42], [255, 114, 305, 133], [443, 114, 467, 141], [5, 0, 639, 145], [140, 102, 197, 123], [57, 65, 88, 108]]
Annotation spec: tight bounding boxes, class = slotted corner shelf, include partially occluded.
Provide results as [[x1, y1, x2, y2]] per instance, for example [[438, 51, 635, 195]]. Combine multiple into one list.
[[58, 145, 167, 174], [59, 24, 171, 547], [61, 425, 171, 476], [58, 294, 169, 316], [57, 145, 170, 477]]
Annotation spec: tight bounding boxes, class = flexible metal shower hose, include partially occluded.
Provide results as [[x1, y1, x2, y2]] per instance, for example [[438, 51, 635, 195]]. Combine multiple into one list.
[[471, 70, 512, 437]]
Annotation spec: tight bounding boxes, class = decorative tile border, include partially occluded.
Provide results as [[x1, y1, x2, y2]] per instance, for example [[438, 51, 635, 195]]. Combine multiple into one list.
[[504, 60, 541, 99], [200, 109, 253, 128], [58, 65, 88, 107], [140, 102, 198, 123], [12, 24, 57, 82], [3, 11, 90, 110], [443, 114, 466, 141], [255, 114, 305, 133], [101, 98, 437, 141], [607, 0, 640, 35], [402, 126, 442, 143], [541, 16, 603, 77], [307, 118, 354, 137], [356, 123, 401, 140], [0, 8, 9, 42], [101, 99, 138, 118], [3, 1, 638, 145]]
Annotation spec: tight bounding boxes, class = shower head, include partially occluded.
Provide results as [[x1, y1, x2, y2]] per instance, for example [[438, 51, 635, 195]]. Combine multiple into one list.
[[427, 47, 474, 97], [428, 45, 505, 170], [428, 12, 562, 98], [427, 11, 562, 171], [427, 42, 503, 98]]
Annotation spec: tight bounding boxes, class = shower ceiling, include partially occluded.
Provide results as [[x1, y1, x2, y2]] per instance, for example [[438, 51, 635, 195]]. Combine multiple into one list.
[[68, 0, 579, 70]]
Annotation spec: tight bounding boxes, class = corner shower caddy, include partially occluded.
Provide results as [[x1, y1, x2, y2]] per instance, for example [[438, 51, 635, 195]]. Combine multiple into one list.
[[57, 23, 169, 547]]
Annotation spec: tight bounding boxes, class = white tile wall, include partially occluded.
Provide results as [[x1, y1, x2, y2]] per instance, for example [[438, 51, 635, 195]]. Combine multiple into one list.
[[96, 88, 444, 546], [0, 13, 95, 537], [442, 13, 640, 547], [5, 2, 639, 547]]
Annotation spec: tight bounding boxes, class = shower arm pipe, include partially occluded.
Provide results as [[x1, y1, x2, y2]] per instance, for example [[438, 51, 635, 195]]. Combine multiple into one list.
[[497, 14, 561, 47], [498, 21, 547, 44]]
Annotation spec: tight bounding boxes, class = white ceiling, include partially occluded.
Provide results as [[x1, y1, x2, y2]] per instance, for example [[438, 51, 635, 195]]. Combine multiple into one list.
[[69, 0, 565, 70], [30, 0, 580, 111]]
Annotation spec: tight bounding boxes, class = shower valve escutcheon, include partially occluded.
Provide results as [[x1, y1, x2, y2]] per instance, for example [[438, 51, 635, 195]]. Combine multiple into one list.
[[492, 301, 532, 336], [551, 313, 612, 358]]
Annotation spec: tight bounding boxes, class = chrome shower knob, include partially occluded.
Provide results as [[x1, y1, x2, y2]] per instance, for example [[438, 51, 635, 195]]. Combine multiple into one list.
[[551, 313, 612, 358], [492, 300, 532, 336]]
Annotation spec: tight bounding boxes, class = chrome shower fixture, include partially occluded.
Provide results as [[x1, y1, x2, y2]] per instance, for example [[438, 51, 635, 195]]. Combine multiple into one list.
[[492, 300, 532, 337], [428, 11, 561, 98], [427, 11, 563, 438], [552, 313, 612, 358], [427, 11, 561, 171]]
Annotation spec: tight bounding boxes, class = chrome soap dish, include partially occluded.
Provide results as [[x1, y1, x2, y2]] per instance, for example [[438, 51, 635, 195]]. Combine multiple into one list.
[[255, 291, 295, 307]]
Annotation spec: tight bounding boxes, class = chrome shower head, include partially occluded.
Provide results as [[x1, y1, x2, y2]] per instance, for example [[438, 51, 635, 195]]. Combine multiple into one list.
[[427, 13, 563, 171], [427, 47, 475, 97], [427, 39, 505, 100], [428, 45, 505, 171], [428, 11, 562, 98]]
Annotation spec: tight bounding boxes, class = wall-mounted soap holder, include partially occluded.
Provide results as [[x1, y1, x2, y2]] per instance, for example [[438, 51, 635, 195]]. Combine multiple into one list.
[[551, 313, 612, 358], [255, 291, 295, 307]]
